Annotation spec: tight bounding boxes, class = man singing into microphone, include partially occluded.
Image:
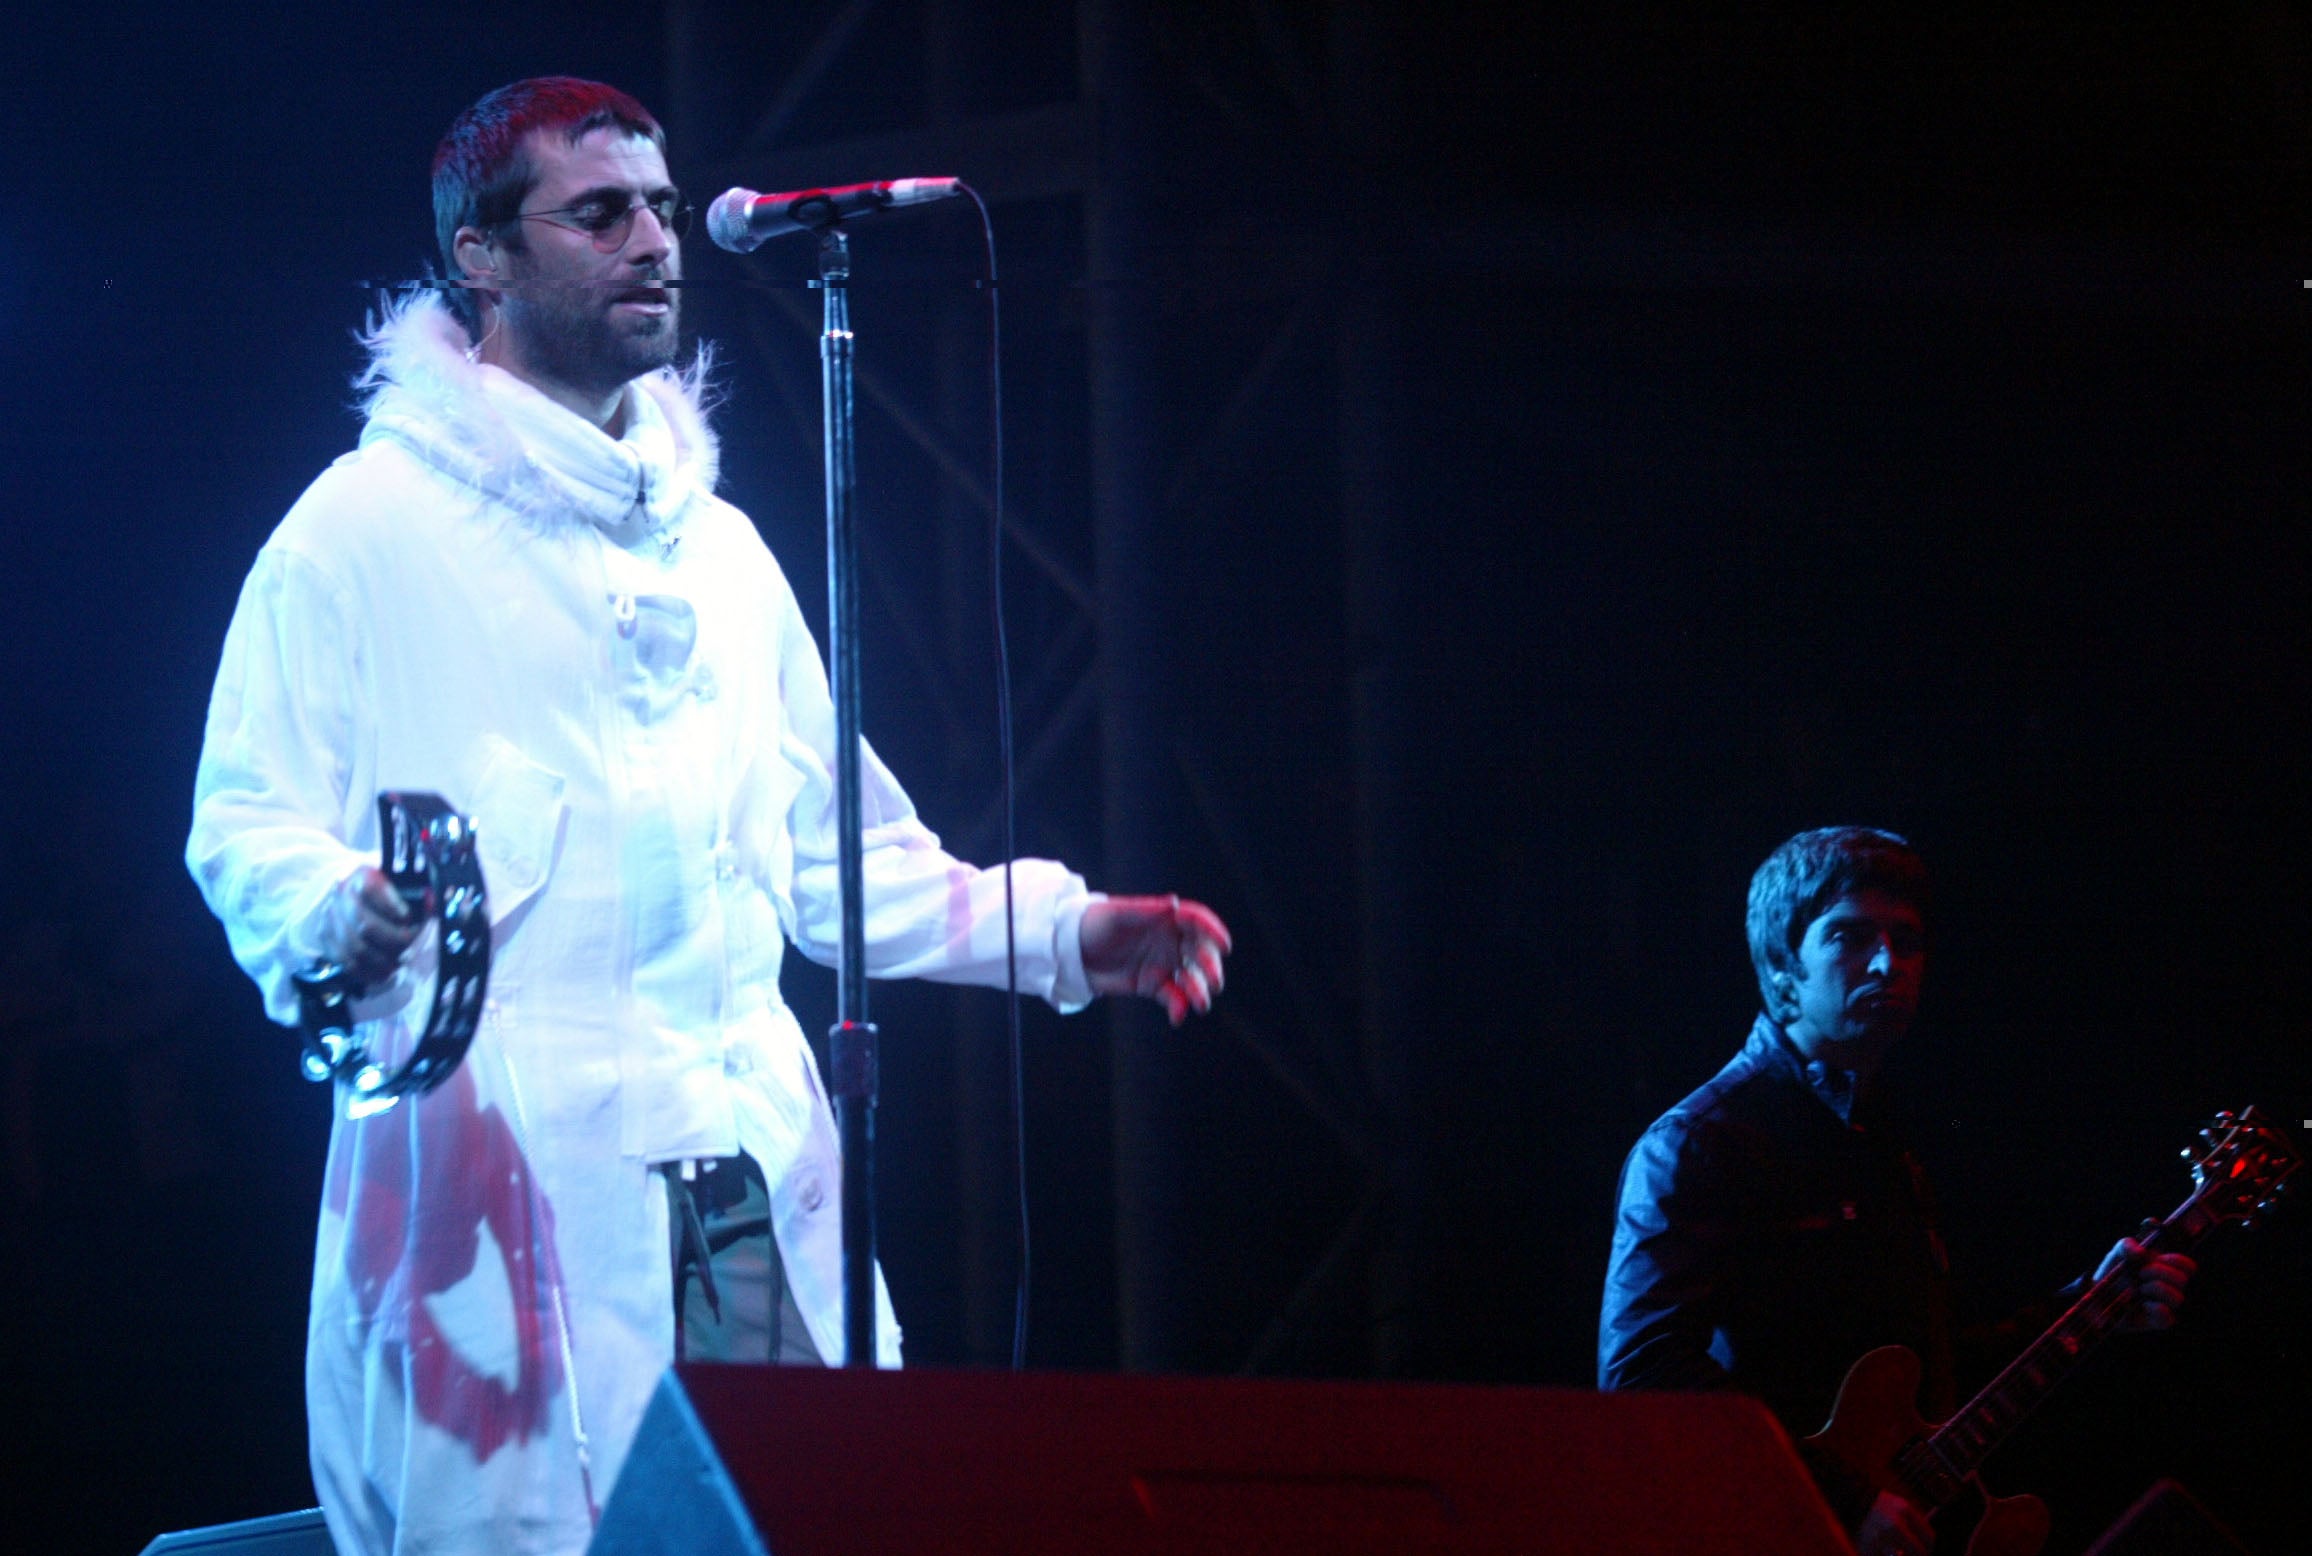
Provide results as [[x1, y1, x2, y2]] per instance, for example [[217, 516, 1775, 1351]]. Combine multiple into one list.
[[187, 77, 1230, 1556]]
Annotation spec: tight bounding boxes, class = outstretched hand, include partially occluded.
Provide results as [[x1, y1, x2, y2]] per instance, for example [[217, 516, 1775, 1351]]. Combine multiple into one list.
[[1080, 895, 1232, 1026], [2096, 1236, 2197, 1332]]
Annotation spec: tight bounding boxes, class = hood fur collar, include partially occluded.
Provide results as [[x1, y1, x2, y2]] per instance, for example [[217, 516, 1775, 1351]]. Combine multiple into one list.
[[352, 290, 721, 538]]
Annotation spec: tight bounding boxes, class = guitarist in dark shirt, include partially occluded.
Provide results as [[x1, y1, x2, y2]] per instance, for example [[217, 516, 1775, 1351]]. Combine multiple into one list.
[[1598, 828, 2194, 1556]]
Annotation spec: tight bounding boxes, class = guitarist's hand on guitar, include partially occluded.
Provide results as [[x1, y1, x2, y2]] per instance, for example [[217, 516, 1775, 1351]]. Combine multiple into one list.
[[2094, 1236, 2197, 1332], [1854, 1489, 1933, 1556]]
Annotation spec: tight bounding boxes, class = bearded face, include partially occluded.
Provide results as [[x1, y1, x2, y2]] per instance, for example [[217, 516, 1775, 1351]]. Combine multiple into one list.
[[467, 126, 684, 406], [496, 251, 680, 396]]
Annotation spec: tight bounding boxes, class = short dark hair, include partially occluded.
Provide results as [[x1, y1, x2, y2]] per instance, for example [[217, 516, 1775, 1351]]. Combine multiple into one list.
[[1746, 827, 1929, 1003], [431, 77, 666, 333]]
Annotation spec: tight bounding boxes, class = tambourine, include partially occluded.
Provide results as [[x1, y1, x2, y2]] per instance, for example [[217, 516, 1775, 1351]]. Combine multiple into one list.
[[292, 792, 490, 1118]]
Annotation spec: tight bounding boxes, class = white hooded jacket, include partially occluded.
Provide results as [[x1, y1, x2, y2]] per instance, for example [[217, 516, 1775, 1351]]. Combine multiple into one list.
[[186, 294, 1094, 1555]]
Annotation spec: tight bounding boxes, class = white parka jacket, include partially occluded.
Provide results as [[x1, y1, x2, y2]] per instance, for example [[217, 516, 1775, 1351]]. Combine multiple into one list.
[[187, 294, 1095, 1555]]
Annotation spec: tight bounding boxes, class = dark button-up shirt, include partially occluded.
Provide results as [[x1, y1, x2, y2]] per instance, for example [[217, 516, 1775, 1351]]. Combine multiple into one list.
[[1598, 1015, 1955, 1437]]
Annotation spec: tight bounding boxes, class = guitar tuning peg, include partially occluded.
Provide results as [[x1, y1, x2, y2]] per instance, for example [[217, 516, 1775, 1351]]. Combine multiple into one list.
[[2180, 1146, 2198, 1160]]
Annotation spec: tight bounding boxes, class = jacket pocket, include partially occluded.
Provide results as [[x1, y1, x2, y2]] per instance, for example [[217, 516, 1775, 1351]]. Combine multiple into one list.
[[465, 736, 568, 929]]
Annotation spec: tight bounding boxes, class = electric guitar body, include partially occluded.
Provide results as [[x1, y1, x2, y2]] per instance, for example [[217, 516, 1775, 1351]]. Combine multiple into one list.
[[1807, 1346, 2048, 1556]]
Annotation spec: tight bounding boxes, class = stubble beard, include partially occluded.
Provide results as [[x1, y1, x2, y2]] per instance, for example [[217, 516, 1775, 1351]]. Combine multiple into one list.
[[500, 283, 682, 401]]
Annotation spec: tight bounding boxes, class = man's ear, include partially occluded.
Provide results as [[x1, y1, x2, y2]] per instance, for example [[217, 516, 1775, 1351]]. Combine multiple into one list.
[[453, 226, 500, 279], [452, 226, 505, 309], [1766, 970, 1799, 1022]]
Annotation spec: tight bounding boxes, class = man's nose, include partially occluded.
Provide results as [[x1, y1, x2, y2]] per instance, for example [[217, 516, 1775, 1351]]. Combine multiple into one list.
[[1866, 938, 1895, 975], [624, 206, 673, 262]]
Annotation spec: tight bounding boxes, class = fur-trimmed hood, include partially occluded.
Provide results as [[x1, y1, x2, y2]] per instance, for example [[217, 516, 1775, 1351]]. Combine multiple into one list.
[[352, 290, 721, 544]]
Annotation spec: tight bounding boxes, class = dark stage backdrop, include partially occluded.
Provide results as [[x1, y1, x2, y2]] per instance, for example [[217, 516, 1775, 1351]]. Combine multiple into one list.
[[2, 6, 2304, 1555]]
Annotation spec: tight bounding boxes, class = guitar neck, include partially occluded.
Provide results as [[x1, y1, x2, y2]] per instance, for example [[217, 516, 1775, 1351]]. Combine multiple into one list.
[[1877, 1106, 2295, 1514], [1907, 1208, 2207, 1501], [1905, 1272, 2131, 1498]]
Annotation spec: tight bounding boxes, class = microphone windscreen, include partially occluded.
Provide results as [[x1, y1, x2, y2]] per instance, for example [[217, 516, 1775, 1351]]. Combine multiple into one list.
[[706, 189, 762, 253]]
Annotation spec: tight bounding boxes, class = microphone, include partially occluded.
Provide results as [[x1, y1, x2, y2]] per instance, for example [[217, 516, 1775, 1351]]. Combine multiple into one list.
[[706, 179, 962, 252]]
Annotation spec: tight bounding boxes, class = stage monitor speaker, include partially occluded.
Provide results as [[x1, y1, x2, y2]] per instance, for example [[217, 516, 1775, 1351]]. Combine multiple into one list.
[[590, 1363, 1853, 1556], [2084, 1479, 2254, 1556], [138, 1508, 332, 1556]]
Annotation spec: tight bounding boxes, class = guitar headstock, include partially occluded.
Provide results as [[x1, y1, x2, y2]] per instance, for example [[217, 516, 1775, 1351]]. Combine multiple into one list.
[[2176, 1107, 2301, 1235]]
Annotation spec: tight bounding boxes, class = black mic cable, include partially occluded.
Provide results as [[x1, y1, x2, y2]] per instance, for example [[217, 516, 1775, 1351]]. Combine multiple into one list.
[[956, 183, 1033, 1372]]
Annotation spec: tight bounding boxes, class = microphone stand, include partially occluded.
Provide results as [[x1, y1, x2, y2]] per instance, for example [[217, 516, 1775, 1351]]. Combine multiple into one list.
[[813, 223, 881, 1369]]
